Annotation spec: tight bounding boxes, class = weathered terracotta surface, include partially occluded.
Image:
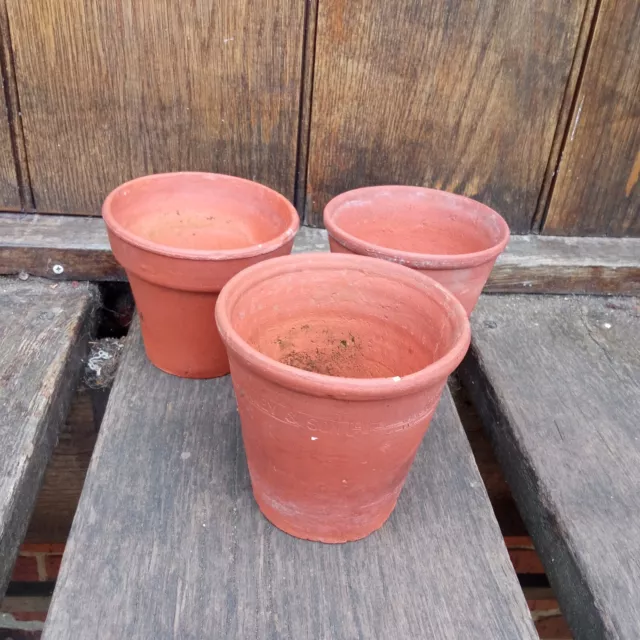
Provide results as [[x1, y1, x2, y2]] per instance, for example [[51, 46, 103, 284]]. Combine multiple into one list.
[[216, 253, 470, 542], [103, 173, 299, 378], [324, 187, 510, 314]]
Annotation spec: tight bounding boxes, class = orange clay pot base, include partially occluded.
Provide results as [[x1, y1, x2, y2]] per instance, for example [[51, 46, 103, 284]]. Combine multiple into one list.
[[252, 315, 438, 378]]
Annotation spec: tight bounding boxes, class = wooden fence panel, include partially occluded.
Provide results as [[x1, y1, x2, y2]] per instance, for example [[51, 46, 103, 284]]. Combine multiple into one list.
[[543, 0, 640, 237], [7, 0, 304, 214], [0, 92, 19, 209], [305, 0, 589, 231], [0, 11, 20, 214]]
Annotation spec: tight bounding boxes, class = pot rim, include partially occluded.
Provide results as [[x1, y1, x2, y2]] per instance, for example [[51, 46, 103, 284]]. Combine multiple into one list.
[[216, 253, 471, 400], [323, 186, 510, 270], [102, 172, 300, 261]]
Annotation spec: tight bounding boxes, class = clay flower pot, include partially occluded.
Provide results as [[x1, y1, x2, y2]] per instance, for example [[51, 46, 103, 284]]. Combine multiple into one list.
[[216, 253, 470, 542], [324, 186, 510, 315], [103, 173, 299, 378]]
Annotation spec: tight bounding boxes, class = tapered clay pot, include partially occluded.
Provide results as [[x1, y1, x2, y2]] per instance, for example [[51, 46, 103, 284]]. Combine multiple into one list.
[[216, 253, 470, 542], [324, 187, 510, 315], [103, 173, 299, 378]]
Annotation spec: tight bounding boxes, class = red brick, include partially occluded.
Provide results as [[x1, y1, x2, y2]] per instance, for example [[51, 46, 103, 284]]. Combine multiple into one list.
[[528, 599, 572, 639], [504, 536, 546, 574], [10, 555, 40, 582], [19, 543, 65, 554], [10, 611, 47, 623], [44, 554, 63, 580], [534, 614, 572, 639]]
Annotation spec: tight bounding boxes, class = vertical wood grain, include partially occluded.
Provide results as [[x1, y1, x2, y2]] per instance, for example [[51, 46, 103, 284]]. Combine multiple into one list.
[[305, 0, 589, 230], [0, 83, 19, 210], [7, 0, 305, 214], [0, 1, 21, 210], [530, 0, 600, 232], [543, 0, 640, 236]]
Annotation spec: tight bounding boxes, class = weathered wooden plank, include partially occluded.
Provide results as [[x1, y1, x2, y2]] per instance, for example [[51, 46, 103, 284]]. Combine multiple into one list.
[[487, 235, 640, 295], [460, 294, 640, 639], [530, 0, 600, 232], [305, 0, 589, 230], [0, 214, 124, 280], [544, 0, 640, 236], [24, 337, 122, 544], [7, 0, 304, 214], [0, 279, 98, 597], [0, 1, 20, 211], [0, 111, 20, 210], [3, 215, 639, 294], [43, 321, 535, 639], [0, 1, 31, 210]]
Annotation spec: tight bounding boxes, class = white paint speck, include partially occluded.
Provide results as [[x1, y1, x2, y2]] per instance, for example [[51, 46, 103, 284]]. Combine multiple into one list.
[[311, 436, 318, 441], [603, 323, 612, 329], [392, 376, 401, 382], [181, 451, 191, 460], [223, 37, 235, 43]]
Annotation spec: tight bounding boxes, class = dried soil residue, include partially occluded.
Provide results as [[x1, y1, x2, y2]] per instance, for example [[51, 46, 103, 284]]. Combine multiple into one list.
[[276, 324, 365, 377]]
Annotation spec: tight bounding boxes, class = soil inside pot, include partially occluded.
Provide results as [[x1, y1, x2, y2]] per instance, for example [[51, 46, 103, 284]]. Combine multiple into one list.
[[271, 319, 388, 378], [249, 312, 442, 379], [228, 262, 466, 381]]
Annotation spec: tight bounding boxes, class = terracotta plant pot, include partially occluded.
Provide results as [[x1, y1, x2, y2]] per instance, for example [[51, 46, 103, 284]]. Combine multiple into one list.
[[216, 253, 470, 542], [324, 186, 510, 315], [103, 173, 299, 378]]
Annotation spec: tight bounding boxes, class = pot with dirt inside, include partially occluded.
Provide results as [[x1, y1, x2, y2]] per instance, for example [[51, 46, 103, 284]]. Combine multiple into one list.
[[216, 253, 470, 542]]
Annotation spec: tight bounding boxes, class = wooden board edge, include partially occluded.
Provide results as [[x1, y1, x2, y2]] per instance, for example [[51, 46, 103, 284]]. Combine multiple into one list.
[[1, 215, 638, 293], [457, 348, 607, 640], [0, 285, 100, 596], [485, 266, 640, 295], [0, 246, 125, 281]]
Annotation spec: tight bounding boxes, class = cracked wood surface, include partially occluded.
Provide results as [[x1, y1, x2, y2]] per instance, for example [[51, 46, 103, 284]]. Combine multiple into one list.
[[43, 320, 536, 639], [460, 294, 640, 639]]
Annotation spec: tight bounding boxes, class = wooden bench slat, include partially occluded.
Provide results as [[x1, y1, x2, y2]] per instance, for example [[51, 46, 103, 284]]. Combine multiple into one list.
[[461, 294, 640, 639], [3, 213, 640, 294], [0, 279, 97, 596], [43, 321, 535, 639]]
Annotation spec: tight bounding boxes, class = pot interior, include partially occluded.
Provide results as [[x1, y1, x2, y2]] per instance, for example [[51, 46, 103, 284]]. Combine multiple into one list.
[[108, 174, 293, 251], [328, 188, 506, 256], [230, 265, 463, 379]]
